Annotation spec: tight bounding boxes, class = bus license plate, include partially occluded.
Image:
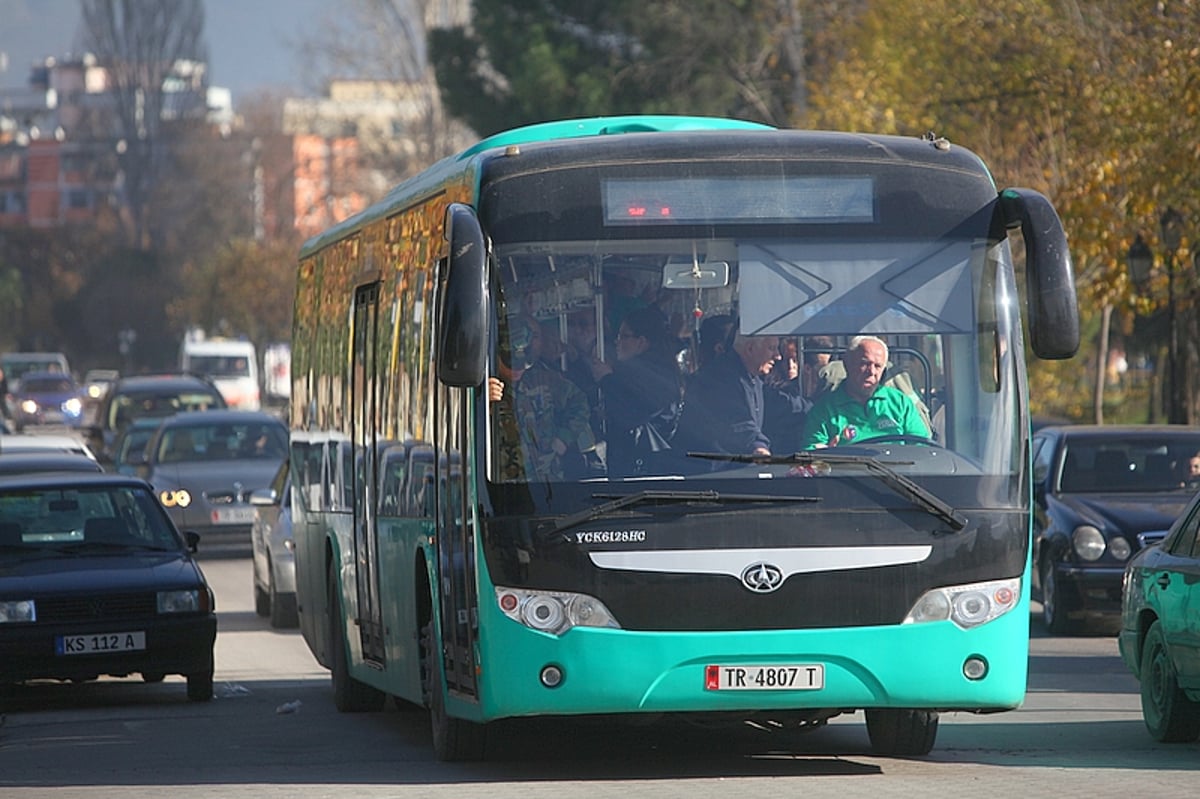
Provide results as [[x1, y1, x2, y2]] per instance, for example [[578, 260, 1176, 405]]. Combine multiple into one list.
[[705, 663, 824, 691], [57, 631, 146, 656]]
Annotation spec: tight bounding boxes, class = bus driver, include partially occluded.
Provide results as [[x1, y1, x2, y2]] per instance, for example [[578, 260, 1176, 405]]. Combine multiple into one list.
[[800, 335, 930, 449]]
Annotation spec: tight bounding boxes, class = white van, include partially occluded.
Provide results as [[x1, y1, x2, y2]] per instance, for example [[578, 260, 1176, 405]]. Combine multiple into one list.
[[179, 336, 260, 410]]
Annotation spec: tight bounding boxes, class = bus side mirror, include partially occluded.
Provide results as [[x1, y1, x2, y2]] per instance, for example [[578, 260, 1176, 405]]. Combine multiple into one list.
[[1000, 188, 1080, 360], [437, 203, 488, 387]]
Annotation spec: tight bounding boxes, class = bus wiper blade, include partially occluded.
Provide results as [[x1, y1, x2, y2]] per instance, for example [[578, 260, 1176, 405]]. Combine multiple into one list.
[[548, 489, 818, 538], [687, 450, 966, 532]]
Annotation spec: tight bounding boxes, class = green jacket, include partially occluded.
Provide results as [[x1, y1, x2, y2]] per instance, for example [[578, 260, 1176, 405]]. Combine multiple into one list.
[[801, 384, 930, 448]]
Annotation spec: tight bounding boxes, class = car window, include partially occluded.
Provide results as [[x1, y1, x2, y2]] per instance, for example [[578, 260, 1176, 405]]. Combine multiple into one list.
[[0, 485, 182, 551], [158, 421, 287, 463], [1059, 437, 1200, 492], [1031, 434, 1052, 485], [109, 387, 225, 429]]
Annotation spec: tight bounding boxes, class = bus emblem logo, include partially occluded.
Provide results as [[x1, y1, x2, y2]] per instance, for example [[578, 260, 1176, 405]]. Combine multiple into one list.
[[740, 562, 784, 593]]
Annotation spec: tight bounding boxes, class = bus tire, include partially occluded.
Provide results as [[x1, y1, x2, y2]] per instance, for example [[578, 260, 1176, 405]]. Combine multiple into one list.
[[865, 708, 938, 756], [327, 563, 384, 712], [1140, 621, 1200, 742], [420, 620, 486, 761]]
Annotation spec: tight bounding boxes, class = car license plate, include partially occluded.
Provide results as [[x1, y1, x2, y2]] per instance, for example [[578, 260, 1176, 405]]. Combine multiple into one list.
[[56, 631, 146, 655], [211, 506, 256, 525], [704, 663, 824, 690]]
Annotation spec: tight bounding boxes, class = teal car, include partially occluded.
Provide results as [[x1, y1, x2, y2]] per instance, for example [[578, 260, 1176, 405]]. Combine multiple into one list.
[[1119, 495, 1200, 742]]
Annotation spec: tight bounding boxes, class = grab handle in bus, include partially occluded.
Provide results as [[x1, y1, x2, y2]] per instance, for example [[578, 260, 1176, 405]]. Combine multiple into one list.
[[438, 203, 489, 387], [1000, 188, 1080, 361]]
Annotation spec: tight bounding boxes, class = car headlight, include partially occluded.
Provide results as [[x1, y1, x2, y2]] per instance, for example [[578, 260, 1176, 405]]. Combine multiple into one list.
[[158, 589, 203, 614], [904, 578, 1020, 629], [1072, 525, 1106, 561], [62, 397, 83, 415], [0, 599, 36, 623], [159, 489, 192, 508], [496, 586, 620, 635], [20, 399, 38, 414], [1108, 536, 1132, 561]]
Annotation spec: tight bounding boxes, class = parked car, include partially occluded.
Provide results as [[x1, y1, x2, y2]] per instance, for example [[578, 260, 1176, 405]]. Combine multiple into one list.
[[1032, 424, 1200, 634], [9, 370, 84, 431], [138, 410, 288, 544], [0, 472, 217, 701], [0, 433, 98, 461], [250, 459, 297, 627], [1119, 489, 1200, 742], [84, 373, 226, 464], [0, 451, 104, 475]]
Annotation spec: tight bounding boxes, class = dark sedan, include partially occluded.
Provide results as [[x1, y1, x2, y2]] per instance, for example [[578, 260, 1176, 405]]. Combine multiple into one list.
[[1119, 490, 1200, 742], [137, 410, 288, 544], [0, 472, 216, 701], [1032, 424, 1200, 635]]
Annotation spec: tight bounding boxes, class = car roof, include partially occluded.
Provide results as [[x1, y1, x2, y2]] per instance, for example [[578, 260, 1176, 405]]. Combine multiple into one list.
[[0, 452, 104, 474], [1038, 424, 1200, 438], [0, 471, 150, 490], [0, 434, 97, 459], [111, 373, 220, 391], [154, 410, 286, 427]]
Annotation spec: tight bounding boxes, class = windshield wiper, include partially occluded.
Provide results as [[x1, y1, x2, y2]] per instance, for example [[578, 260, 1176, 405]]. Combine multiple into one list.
[[687, 450, 967, 532], [547, 489, 819, 538]]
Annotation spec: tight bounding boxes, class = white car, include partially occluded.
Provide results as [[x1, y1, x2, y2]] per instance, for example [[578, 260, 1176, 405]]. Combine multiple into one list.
[[0, 433, 98, 461], [250, 459, 297, 628]]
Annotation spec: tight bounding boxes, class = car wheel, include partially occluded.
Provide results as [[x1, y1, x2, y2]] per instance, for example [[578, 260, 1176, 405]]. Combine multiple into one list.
[[186, 668, 214, 702], [327, 562, 384, 712], [1040, 558, 1076, 635], [1139, 621, 1200, 742], [269, 560, 299, 628], [865, 708, 938, 756], [420, 618, 486, 761], [253, 576, 270, 617]]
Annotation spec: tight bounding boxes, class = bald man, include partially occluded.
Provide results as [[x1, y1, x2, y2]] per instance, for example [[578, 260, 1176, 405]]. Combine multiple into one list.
[[800, 335, 930, 449]]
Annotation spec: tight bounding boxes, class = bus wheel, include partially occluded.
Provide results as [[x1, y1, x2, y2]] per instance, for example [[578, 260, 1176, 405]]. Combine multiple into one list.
[[865, 708, 938, 756], [327, 563, 384, 712], [1140, 621, 1200, 742], [420, 621, 486, 761]]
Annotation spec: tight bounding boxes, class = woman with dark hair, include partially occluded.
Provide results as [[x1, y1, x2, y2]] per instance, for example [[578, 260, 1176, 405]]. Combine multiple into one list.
[[591, 306, 682, 477]]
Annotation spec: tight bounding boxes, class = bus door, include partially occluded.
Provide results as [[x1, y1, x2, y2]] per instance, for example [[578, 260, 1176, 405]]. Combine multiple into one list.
[[434, 381, 479, 698], [352, 283, 385, 665]]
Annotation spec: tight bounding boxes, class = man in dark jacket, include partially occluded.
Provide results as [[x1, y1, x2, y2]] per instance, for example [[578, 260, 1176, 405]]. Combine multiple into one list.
[[676, 329, 781, 461]]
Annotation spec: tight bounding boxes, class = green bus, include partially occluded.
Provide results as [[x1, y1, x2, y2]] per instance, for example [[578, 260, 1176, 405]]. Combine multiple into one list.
[[289, 116, 1079, 760]]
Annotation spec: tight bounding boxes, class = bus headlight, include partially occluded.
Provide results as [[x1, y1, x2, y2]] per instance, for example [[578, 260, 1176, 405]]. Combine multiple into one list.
[[903, 578, 1019, 629], [496, 586, 620, 635]]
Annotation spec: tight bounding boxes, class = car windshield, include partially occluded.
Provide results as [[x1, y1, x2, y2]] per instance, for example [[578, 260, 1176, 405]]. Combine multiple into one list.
[[156, 421, 288, 463], [0, 484, 183, 553], [1058, 435, 1200, 492], [188, 354, 251, 378], [21, 376, 75, 393], [109, 388, 224, 429]]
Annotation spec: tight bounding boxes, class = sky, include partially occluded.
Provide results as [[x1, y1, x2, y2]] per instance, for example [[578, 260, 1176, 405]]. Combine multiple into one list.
[[0, 0, 328, 103]]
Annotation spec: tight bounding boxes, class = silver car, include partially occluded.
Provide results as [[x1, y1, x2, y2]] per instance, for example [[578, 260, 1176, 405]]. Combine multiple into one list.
[[250, 459, 297, 628], [137, 410, 287, 547]]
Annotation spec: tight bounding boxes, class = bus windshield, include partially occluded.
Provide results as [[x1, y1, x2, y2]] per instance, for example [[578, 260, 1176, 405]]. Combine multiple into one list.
[[482, 166, 1021, 499]]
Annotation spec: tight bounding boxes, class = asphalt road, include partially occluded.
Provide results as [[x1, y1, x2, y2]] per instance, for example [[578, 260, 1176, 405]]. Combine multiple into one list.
[[1, 549, 1198, 798]]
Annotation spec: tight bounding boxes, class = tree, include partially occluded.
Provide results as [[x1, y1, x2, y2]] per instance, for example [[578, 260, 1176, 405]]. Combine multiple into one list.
[[80, 0, 206, 249], [429, 0, 824, 136]]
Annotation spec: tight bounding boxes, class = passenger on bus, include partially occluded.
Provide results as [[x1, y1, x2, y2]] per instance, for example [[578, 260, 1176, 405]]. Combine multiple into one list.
[[763, 335, 834, 454], [590, 306, 682, 477], [800, 335, 930, 448], [675, 326, 781, 461], [694, 314, 735, 371], [487, 313, 599, 481]]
